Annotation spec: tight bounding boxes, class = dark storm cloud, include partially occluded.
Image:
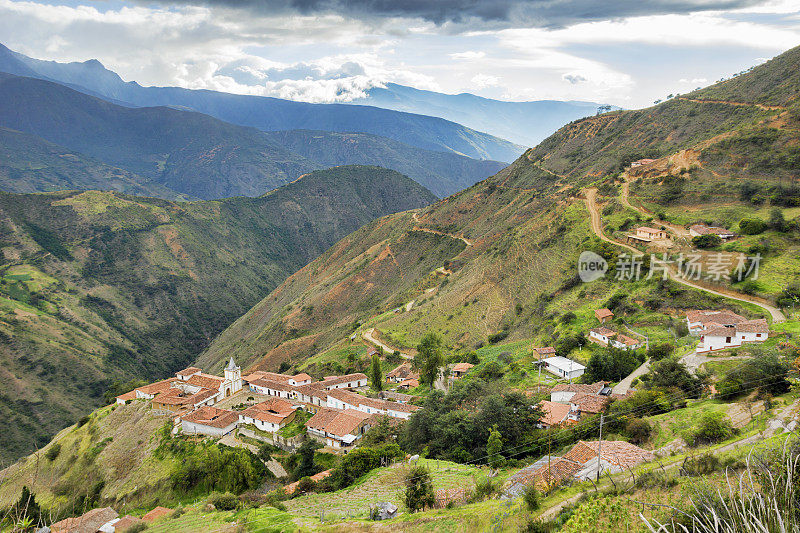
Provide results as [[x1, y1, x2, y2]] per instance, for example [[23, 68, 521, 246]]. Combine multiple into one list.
[[144, 0, 767, 27]]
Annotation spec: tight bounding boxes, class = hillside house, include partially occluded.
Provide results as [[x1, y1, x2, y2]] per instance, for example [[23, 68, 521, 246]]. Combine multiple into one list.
[[589, 327, 643, 350], [379, 390, 414, 403], [305, 407, 374, 449], [550, 382, 608, 403], [177, 357, 242, 398], [686, 309, 746, 335], [594, 308, 614, 323], [567, 393, 611, 420], [50, 507, 119, 533], [151, 383, 218, 413], [239, 398, 298, 432], [541, 356, 586, 380], [326, 388, 420, 419], [689, 224, 737, 240], [397, 378, 420, 390], [632, 226, 669, 242], [180, 405, 239, 436], [451, 362, 474, 378], [248, 378, 295, 398], [321, 373, 369, 390], [697, 319, 769, 352], [535, 346, 556, 359], [386, 363, 418, 383], [537, 400, 571, 428]]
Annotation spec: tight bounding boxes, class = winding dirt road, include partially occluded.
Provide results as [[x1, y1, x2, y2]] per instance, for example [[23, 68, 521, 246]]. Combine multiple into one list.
[[584, 188, 785, 323]]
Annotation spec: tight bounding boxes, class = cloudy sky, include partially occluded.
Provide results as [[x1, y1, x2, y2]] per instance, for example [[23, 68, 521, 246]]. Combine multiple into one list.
[[1, 0, 799, 108]]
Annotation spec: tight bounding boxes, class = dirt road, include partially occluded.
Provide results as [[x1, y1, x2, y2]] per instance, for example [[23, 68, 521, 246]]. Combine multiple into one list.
[[583, 189, 786, 323], [362, 328, 412, 360]]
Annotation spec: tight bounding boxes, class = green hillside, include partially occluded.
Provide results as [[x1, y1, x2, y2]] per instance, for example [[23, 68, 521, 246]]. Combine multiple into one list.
[[0, 166, 435, 463], [0, 127, 186, 199], [200, 45, 800, 374]]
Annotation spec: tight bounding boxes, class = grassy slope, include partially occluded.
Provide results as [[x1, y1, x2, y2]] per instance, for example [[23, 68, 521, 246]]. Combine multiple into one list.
[[201, 46, 800, 375], [0, 166, 435, 463], [0, 127, 185, 199]]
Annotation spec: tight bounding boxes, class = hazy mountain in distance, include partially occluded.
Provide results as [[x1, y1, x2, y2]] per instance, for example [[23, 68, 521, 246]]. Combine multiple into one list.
[[351, 82, 619, 147], [0, 44, 524, 163]]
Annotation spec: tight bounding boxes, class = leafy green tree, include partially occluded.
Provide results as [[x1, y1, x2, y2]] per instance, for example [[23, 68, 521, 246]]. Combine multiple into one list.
[[686, 411, 736, 446], [716, 352, 790, 400], [369, 354, 384, 391], [487, 425, 504, 468], [294, 439, 323, 480], [330, 442, 402, 489], [692, 234, 721, 249], [769, 208, 787, 232], [647, 342, 674, 361], [404, 466, 435, 512], [645, 359, 705, 398], [416, 332, 444, 386], [739, 217, 767, 235], [584, 347, 642, 383]]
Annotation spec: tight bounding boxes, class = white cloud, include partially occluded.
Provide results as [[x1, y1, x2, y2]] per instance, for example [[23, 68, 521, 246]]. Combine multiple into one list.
[[449, 50, 485, 60], [470, 73, 501, 88], [562, 73, 588, 84]]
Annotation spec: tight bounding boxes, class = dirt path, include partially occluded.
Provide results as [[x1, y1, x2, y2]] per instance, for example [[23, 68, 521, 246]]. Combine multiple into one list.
[[676, 97, 785, 112], [362, 327, 412, 360], [584, 188, 786, 323], [613, 361, 650, 395], [619, 178, 690, 237], [410, 226, 472, 247]]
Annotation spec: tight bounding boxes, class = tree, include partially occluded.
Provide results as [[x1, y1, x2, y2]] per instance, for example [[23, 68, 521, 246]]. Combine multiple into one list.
[[404, 466, 435, 512], [716, 352, 790, 400], [686, 411, 735, 446], [739, 217, 767, 235], [369, 354, 383, 391], [294, 439, 322, 480], [769, 208, 787, 232], [11, 486, 42, 525], [645, 359, 705, 398], [487, 425, 504, 468], [692, 234, 721, 249], [647, 342, 674, 361], [416, 333, 444, 386]]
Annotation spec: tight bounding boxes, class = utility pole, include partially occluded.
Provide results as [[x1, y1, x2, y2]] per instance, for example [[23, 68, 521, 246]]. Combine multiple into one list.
[[537, 362, 542, 394], [596, 414, 604, 482]]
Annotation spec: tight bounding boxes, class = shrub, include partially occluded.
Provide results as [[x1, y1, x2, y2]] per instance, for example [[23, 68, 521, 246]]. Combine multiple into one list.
[[646, 342, 674, 361], [625, 419, 652, 445], [293, 476, 317, 496], [685, 412, 736, 446], [127, 524, 148, 533], [716, 352, 791, 400], [404, 466, 434, 512], [471, 477, 498, 502], [209, 492, 239, 511], [739, 217, 768, 235], [44, 443, 61, 462], [477, 361, 505, 381], [488, 330, 509, 344], [523, 484, 540, 511], [681, 453, 720, 476], [692, 234, 721, 249], [645, 359, 705, 398]]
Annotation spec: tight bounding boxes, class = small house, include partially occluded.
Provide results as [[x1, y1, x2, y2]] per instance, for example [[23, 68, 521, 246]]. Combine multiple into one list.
[[594, 308, 614, 323], [697, 319, 768, 352], [689, 224, 737, 240], [535, 346, 556, 359], [451, 362, 474, 378], [239, 398, 298, 432], [180, 405, 239, 437], [541, 356, 586, 380], [634, 227, 668, 241]]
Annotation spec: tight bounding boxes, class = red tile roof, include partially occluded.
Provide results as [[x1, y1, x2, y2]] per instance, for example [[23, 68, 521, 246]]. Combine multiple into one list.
[[321, 373, 368, 388], [689, 224, 736, 237], [539, 400, 571, 426], [142, 506, 173, 522], [562, 440, 653, 468], [591, 327, 617, 337], [249, 378, 295, 392], [535, 347, 556, 356], [551, 382, 606, 394], [153, 386, 217, 407], [176, 366, 201, 376], [569, 393, 610, 413], [51, 507, 118, 533], [452, 362, 474, 373], [686, 309, 746, 325], [736, 319, 769, 333], [135, 378, 178, 396], [292, 373, 313, 382], [185, 373, 224, 390], [114, 515, 144, 532], [284, 469, 332, 493], [241, 399, 297, 424], [116, 391, 137, 402], [305, 408, 372, 437], [181, 406, 238, 429], [595, 308, 614, 319], [387, 363, 413, 378]]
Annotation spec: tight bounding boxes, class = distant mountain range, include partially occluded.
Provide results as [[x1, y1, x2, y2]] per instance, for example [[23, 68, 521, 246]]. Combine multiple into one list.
[[0, 44, 524, 163], [353, 83, 618, 147], [0, 71, 505, 199]]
